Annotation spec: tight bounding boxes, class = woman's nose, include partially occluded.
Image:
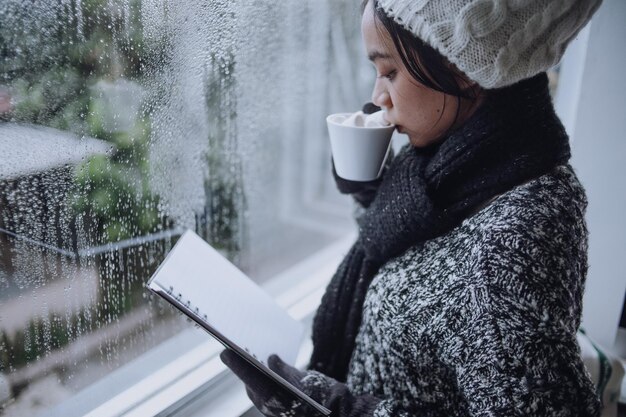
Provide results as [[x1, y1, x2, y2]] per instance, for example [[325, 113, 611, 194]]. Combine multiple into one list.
[[371, 82, 391, 109]]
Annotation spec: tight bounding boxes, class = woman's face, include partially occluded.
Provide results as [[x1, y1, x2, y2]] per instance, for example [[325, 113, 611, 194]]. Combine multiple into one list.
[[361, 1, 479, 148]]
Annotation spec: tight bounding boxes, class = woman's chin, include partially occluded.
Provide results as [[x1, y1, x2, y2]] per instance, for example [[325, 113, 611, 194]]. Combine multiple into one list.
[[407, 134, 428, 148], [406, 131, 448, 149]]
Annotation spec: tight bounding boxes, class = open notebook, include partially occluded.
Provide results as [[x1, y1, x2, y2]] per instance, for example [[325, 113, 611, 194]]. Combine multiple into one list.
[[147, 230, 331, 416]]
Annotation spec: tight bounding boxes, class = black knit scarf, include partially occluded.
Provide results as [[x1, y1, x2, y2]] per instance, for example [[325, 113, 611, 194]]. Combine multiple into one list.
[[309, 73, 571, 381]]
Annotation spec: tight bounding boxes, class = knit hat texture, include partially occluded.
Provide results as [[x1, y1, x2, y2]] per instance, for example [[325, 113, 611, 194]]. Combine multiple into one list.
[[376, 0, 602, 88]]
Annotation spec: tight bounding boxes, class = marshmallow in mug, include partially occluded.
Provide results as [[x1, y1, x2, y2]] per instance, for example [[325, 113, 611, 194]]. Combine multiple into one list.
[[337, 110, 391, 128]]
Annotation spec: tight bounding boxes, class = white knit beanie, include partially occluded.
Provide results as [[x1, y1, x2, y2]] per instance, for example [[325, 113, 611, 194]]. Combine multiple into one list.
[[375, 0, 603, 89]]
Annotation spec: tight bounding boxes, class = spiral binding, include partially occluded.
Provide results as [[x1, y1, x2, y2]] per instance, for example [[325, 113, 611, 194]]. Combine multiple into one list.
[[166, 285, 199, 324]]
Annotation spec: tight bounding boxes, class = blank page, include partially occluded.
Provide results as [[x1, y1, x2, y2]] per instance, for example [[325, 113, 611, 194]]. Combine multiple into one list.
[[148, 230, 304, 365]]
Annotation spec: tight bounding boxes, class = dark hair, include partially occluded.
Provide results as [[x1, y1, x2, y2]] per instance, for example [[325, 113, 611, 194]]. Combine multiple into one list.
[[364, 0, 481, 125]]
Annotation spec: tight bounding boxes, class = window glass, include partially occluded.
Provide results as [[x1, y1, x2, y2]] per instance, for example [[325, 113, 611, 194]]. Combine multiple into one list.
[[0, 0, 370, 415]]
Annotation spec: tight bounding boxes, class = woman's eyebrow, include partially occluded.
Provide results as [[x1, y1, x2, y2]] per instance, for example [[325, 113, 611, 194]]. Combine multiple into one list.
[[368, 51, 392, 62]]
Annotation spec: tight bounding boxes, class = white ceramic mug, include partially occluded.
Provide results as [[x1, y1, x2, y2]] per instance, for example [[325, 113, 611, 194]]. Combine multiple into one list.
[[326, 112, 395, 181]]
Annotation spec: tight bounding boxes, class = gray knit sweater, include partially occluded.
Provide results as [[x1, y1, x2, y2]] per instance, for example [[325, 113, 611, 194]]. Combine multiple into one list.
[[310, 164, 601, 416]]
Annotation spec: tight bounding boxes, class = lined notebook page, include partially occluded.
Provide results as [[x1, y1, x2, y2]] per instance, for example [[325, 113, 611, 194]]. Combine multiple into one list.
[[148, 230, 304, 366]]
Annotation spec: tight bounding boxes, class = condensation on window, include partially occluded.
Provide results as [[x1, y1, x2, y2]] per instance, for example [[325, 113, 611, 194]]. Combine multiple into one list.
[[0, 0, 370, 415]]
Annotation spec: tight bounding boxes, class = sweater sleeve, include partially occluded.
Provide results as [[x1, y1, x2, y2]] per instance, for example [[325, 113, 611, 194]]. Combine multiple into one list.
[[429, 288, 601, 416], [423, 224, 602, 417], [365, 307, 601, 417]]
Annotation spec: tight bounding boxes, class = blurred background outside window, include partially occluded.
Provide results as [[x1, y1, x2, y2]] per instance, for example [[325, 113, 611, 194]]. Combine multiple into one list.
[[0, 1, 374, 415]]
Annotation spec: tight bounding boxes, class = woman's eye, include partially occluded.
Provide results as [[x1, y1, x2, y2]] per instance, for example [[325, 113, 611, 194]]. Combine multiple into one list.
[[378, 70, 396, 81]]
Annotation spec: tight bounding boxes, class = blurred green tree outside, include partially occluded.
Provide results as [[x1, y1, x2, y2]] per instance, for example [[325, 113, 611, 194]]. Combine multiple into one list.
[[0, 0, 173, 244], [0, 0, 181, 372]]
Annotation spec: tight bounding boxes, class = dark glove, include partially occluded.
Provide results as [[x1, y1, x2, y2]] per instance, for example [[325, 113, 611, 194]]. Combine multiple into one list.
[[220, 349, 380, 417], [331, 160, 385, 208]]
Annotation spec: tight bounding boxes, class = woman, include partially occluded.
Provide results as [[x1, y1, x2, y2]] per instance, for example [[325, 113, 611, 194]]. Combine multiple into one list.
[[221, 0, 604, 415]]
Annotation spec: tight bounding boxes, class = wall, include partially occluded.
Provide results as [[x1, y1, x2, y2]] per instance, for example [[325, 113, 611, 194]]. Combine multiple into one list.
[[555, 0, 626, 350]]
